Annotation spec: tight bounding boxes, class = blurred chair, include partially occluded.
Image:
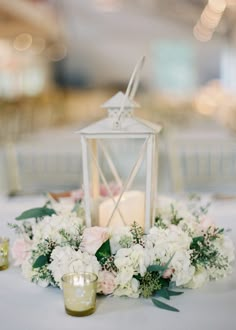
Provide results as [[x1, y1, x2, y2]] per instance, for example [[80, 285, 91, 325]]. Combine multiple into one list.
[[166, 130, 236, 194], [3, 134, 83, 196]]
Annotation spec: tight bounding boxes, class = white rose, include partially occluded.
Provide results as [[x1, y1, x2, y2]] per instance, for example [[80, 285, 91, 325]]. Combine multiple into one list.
[[116, 266, 134, 286], [114, 278, 140, 298], [185, 267, 209, 289], [171, 250, 195, 286]]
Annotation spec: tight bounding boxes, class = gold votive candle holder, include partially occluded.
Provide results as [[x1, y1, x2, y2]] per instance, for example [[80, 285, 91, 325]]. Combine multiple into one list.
[[61, 272, 98, 317], [0, 237, 9, 271]]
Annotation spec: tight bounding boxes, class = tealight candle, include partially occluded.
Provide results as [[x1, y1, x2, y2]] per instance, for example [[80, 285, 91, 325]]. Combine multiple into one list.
[[0, 237, 9, 271], [61, 272, 98, 317], [99, 190, 145, 228]]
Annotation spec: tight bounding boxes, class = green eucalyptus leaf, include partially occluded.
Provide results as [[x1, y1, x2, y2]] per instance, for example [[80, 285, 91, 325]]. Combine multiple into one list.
[[147, 255, 174, 276], [95, 239, 111, 262], [165, 255, 174, 269], [167, 290, 184, 296], [168, 281, 177, 289], [33, 255, 49, 268], [147, 264, 166, 273], [154, 288, 170, 300], [16, 207, 56, 220], [152, 298, 179, 312]]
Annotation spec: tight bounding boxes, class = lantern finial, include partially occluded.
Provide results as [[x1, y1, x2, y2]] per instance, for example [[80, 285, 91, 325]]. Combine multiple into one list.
[[101, 91, 139, 121], [102, 56, 145, 130]]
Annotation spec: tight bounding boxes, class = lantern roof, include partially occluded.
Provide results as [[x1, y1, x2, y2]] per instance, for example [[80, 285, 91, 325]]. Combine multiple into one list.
[[77, 57, 162, 136], [101, 92, 139, 109], [77, 116, 162, 136]]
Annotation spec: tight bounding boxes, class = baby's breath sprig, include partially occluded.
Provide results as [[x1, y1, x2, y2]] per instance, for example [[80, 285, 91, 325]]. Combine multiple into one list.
[[154, 216, 168, 229], [31, 239, 56, 262], [190, 230, 228, 270], [170, 204, 183, 225], [59, 224, 84, 250], [119, 235, 133, 248], [32, 265, 57, 287], [8, 221, 33, 240], [130, 222, 145, 247], [101, 256, 118, 273]]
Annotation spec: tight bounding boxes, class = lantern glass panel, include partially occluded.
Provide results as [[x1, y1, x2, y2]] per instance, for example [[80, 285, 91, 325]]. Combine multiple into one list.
[[85, 136, 155, 229]]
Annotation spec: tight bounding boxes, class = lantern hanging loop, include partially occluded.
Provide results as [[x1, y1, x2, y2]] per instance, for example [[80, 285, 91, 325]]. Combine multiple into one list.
[[114, 55, 145, 129]]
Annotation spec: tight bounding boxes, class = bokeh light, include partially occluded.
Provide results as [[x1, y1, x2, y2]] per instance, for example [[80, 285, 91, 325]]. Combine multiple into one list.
[[13, 33, 33, 51]]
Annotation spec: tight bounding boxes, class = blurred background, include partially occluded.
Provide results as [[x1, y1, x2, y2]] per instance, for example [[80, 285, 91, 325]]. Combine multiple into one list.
[[0, 0, 236, 197]]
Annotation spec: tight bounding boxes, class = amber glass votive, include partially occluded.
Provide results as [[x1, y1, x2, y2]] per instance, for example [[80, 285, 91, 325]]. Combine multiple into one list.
[[0, 238, 9, 271], [61, 272, 98, 317]]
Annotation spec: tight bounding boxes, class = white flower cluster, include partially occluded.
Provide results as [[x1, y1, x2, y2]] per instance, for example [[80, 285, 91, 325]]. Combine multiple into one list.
[[110, 225, 195, 297], [15, 196, 235, 298], [32, 212, 83, 245], [48, 246, 100, 288], [146, 226, 194, 286], [114, 245, 146, 298]]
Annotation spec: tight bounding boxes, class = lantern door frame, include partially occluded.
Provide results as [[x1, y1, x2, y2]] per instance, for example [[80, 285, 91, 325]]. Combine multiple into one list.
[[80, 131, 159, 232]]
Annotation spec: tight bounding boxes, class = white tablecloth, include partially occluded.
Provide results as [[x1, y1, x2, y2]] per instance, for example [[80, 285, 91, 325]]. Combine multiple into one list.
[[0, 196, 236, 330]]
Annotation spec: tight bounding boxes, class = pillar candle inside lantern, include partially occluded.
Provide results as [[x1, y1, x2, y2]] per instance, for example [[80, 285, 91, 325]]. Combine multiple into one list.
[[99, 190, 145, 228]]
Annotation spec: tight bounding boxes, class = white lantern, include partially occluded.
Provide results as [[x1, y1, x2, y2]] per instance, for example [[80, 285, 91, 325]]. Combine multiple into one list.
[[77, 57, 161, 232]]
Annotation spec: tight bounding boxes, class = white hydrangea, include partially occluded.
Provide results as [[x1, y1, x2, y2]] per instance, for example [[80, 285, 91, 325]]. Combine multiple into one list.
[[156, 196, 195, 227], [48, 246, 101, 288], [185, 266, 209, 289], [170, 250, 195, 286], [146, 226, 194, 286], [146, 225, 192, 262], [113, 244, 147, 297], [115, 244, 147, 277], [114, 278, 140, 298], [48, 246, 76, 286], [109, 226, 133, 254], [32, 213, 83, 245]]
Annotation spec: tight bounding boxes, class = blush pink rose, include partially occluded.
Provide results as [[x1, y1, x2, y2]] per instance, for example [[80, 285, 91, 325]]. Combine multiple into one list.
[[199, 216, 215, 231], [100, 183, 121, 197], [71, 189, 84, 202], [162, 268, 174, 279], [11, 238, 32, 266], [71, 183, 121, 202], [80, 227, 109, 255], [97, 271, 116, 295]]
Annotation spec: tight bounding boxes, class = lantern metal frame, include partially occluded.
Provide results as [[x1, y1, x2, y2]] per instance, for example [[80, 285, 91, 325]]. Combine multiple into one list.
[[77, 57, 161, 232]]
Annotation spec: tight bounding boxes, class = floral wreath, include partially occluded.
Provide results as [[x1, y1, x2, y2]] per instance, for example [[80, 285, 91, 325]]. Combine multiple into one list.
[[10, 191, 235, 313]]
